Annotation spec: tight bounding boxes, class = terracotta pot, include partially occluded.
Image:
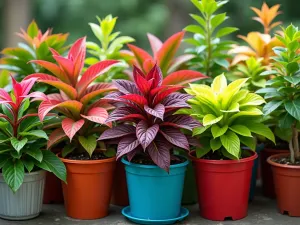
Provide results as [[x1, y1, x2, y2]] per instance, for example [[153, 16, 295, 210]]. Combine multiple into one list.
[[268, 153, 300, 216], [110, 161, 129, 206], [43, 172, 64, 204], [60, 155, 116, 220], [261, 148, 289, 198], [190, 150, 257, 221]]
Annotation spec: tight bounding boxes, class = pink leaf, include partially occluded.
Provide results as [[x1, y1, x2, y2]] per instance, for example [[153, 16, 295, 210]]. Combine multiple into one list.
[[53, 55, 74, 78], [47, 128, 67, 149], [81, 107, 110, 126], [162, 70, 208, 86], [147, 33, 163, 56], [168, 54, 195, 73], [144, 104, 165, 120], [62, 118, 85, 141]]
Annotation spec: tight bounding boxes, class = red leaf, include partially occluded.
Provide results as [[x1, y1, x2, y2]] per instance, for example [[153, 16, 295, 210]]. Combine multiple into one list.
[[70, 37, 86, 81], [147, 33, 163, 56], [133, 67, 152, 94], [146, 64, 163, 88], [99, 124, 136, 140], [160, 127, 189, 150], [153, 86, 184, 105], [47, 128, 67, 149], [136, 120, 159, 150], [30, 60, 70, 83], [143, 59, 156, 73], [168, 54, 195, 73], [162, 70, 208, 86], [20, 78, 38, 96], [77, 60, 118, 95], [117, 136, 140, 160], [147, 139, 171, 171], [53, 55, 74, 77], [156, 31, 185, 74], [106, 107, 145, 123], [62, 118, 85, 141], [68, 37, 86, 60], [120, 94, 148, 106], [144, 104, 165, 120], [88, 99, 114, 112], [81, 107, 110, 126], [11, 76, 22, 101], [80, 83, 116, 105], [127, 44, 153, 70], [0, 89, 13, 102]]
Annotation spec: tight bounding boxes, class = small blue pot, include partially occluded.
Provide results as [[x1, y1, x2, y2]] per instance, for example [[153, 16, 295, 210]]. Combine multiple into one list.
[[121, 157, 189, 220], [249, 143, 264, 200]]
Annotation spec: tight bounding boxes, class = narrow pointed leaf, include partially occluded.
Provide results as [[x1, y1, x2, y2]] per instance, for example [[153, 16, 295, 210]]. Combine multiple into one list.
[[117, 136, 140, 160], [147, 140, 171, 171], [47, 128, 67, 149], [144, 104, 165, 120], [160, 127, 189, 150], [136, 120, 159, 149], [147, 33, 163, 55], [127, 44, 152, 69], [162, 70, 207, 86], [99, 124, 135, 140], [81, 107, 109, 125]]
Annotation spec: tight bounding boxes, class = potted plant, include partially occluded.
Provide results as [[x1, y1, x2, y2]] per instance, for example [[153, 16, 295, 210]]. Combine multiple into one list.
[[258, 24, 300, 216], [25, 37, 119, 220], [99, 64, 200, 224], [0, 77, 66, 220], [182, 74, 275, 220]]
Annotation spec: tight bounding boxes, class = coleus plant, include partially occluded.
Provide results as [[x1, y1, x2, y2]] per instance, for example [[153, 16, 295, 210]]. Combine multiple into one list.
[[0, 77, 66, 192], [86, 15, 135, 82], [0, 21, 69, 84], [24, 37, 119, 158], [184, 0, 238, 80], [127, 31, 207, 86], [98, 64, 201, 170], [179, 74, 275, 159], [257, 24, 300, 163]]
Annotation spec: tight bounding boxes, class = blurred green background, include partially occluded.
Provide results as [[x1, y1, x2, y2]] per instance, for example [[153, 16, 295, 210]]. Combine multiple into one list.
[[0, 0, 299, 50]]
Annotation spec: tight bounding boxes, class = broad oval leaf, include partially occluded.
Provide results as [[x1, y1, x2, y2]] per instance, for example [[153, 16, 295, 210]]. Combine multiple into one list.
[[147, 140, 171, 171], [211, 124, 228, 138], [79, 135, 97, 157], [229, 125, 252, 137], [263, 100, 283, 115], [203, 114, 223, 126], [117, 136, 140, 160], [3, 159, 24, 192], [285, 99, 300, 121], [144, 104, 165, 120], [47, 128, 67, 149], [136, 120, 159, 150], [160, 127, 189, 150], [62, 118, 85, 141], [11, 137, 28, 153], [81, 107, 109, 125], [220, 131, 240, 159]]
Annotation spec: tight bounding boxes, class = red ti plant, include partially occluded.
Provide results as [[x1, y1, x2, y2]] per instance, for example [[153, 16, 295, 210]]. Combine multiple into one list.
[[98, 64, 201, 170], [127, 31, 207, 86], [25, 37, 119, 157]]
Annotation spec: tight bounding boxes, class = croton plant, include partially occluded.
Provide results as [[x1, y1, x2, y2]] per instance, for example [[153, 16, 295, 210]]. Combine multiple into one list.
[[0, 77, 66, 192], [179, 74, 275, 159], [127, 31, 207, 85], [24, 37, 119, 158], [99, 64, 201, 170]]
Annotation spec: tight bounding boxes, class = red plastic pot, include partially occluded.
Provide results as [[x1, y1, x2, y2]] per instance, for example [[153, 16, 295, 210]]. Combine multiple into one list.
[[110, 161, 129, 206], [268, 153, 300, 216], [190, 150, 257, 221], [43, 172, 64, 204], [261, 148, 288, 198]]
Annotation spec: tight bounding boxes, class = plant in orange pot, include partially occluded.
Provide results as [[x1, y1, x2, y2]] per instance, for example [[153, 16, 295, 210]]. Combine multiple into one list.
[[25, 37, 119, 220], [257, 24, 300, 216]]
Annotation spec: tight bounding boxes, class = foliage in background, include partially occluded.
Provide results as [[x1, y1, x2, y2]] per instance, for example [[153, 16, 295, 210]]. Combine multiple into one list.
[[25, 37, 119, 158], [127, 31, 207, 86], [184, 0, 238, 81], [86, 15, 135, 82], [257, 24, 300, 163], [179, 74, 275, 159], [99, 65, 200, 170], [0, 77, 66, 192], [0, 21, 69, 92]]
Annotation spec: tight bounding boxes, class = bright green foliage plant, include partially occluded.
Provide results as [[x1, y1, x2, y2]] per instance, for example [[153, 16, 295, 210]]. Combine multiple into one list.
[[257, 24, 300, 163], [86, 15, 135, 82], [180, 74, 275, 159], [184, 0, 238, 80]]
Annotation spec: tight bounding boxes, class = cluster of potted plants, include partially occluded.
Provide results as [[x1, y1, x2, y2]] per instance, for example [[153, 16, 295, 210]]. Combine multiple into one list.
[[0, 0, 300, 223]]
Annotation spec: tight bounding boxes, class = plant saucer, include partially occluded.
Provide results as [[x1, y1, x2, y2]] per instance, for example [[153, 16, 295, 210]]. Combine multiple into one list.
[[122, 206, 189, 225]]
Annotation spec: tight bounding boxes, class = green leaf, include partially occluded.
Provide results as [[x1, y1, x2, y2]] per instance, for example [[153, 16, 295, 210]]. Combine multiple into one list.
[[62, 145, 75, 158], [19, 130, 48, 140], [185, 25, 205, 35], [245, 123, 275, 143], [79, 136, 97, 157], [104, 148, 116, 158], [240, 136, 256, 150], [210, 138, 222, 151], [216, 27, 238, 38], [3, 159, 24, 192], [27, 21, 39, 38], [35, 150, 66, 182], [279, 113, 294, 129], [287, 62, 299, 74], [285, 99, 300, 121], [26, 148, 43, 162], [190, 14, 206, 27], [89, 23, 103, 42], [211, 13, 227, 29], [203, 114, 223, 126], [263, 100, 283, 115], [260, 70, 278, 76], [18, 99, 30, 119], [239, 93, 265, 106], [11, 138, 28, 153], [211, 124, 228, 138], [214, 58, 229, 69], [275, 127, 292, 142], [229, 125, 252, 137], [284, 76, 300, 85], [2, 104, 14, 121], [220, 131, 240, 159], [0, 155, 10, 169], [256, 88, 277, 94], [193, 126, 209, 136], [22, 158, 34, 172]]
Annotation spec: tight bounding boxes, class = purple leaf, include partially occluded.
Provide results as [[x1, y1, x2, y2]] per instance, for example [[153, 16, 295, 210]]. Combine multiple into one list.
[[186, 135, 201, 147], [105, 107, 144, 123], [162, 115, 201, 131], [98, 124, 136, 140], [113, 80, 141, 95], [147, 139, 172, 171], [117, 136, 140, 160], [127, 146, 142, 161], [161, 93, 191, 109], [160, 127, 189, 150], [136, 120, 159, 150], [144, 104, 165, 120]]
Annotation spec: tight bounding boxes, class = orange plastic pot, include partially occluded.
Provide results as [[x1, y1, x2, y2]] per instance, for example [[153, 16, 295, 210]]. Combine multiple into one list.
[[261, 148, 288, 198], [268, 153, 300, 216], [190, 150, 257, 221], [110, 161, 129, 206], [60, 155, 116, 220]]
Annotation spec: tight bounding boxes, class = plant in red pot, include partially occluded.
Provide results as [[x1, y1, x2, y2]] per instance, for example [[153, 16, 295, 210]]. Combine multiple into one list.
[[25, 37, 119, 220], [181, 74, 275, 221], [99, 64, 200, 224], [257, 24, 300, 216]]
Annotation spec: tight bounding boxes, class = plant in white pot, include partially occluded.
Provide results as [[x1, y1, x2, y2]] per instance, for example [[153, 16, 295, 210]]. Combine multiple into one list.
[[0, 77, 66, 220]]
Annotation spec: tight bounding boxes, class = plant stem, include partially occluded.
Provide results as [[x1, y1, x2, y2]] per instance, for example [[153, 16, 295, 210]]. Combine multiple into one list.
[[289, 138, 295, 163], [205, 14, 212, 78], [293, 126, 299, 159]]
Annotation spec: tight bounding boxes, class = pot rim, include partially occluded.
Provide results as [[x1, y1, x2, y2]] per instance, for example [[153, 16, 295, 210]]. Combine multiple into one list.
[[267, 153, 300, 169], [263, 148, 289, 152], [58, 153, 116, 164], [0, 169, 45, 176], [121, 155, 189, 169], [189, 149, 257, 164]]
